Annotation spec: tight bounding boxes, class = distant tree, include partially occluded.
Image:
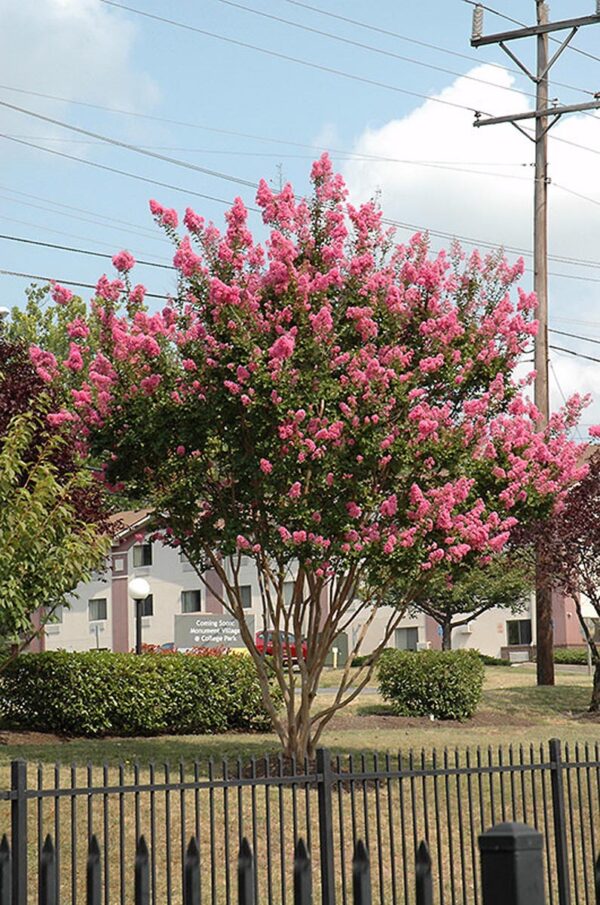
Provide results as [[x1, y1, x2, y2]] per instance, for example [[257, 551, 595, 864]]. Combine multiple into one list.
[[404, 553, 533, 650], [0, 338, 111, 656], [531, 450, 600, 710]]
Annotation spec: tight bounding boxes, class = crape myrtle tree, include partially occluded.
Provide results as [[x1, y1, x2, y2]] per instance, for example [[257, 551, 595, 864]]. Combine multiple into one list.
[[0, 339, 111, 657], [397, 552, 534, 650], [36, 156, 587, 758], [530, 449, 600, 711]]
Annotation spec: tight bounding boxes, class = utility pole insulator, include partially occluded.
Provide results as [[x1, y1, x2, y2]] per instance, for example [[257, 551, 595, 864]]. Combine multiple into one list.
[[472, 4, 484, 41]]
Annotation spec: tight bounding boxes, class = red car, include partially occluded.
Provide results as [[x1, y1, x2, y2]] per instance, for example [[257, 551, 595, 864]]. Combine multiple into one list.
[[255, 631, 308, 661]]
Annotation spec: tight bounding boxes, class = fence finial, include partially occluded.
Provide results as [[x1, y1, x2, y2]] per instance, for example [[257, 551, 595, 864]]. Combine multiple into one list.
[[184, 837, 200, 905], [87, 836, 101, 905], [416, 841, 433, 905], [40, 836, 56, 905], [135, 837, 150, 905], [238, 838, 255, 905], [294, 839, 312, 905], [0, 836, 9, 905], [352, 841, 371, 905]]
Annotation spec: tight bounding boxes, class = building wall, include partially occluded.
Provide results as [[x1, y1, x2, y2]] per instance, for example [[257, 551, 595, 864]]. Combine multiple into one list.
[[43, 531, 586, 660]]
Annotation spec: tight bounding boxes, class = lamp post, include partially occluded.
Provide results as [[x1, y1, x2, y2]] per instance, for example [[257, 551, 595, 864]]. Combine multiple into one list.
[[128, 577, 150, 655]]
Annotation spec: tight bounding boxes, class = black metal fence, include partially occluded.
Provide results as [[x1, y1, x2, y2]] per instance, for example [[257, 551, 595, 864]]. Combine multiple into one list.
[[0, 739, 598, 905], [1, 820, 590, 905]]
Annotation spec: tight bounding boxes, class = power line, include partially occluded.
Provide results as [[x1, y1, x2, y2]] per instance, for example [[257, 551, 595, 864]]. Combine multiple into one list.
[[550, 328, 600, 346], [2, 80, 599, 160], [0, 234, 173, 270], [0, 99, 259, 191], [382, 217, 600, 275], [212, 0, 543, 104], [0, 134, 254, 210], [0, 269, 170, 300], [550, 344, 600, 364], [553, 182, 600, 210], [281, 0, 597, 98], [97, 0, 488, 116]]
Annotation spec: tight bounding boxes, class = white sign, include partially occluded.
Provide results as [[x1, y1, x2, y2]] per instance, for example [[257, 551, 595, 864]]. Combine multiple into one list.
[[174, 614, 254, 650]]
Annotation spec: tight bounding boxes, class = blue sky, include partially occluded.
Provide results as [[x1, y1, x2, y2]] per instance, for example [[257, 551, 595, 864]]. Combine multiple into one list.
[[1, 0, 600, 419]]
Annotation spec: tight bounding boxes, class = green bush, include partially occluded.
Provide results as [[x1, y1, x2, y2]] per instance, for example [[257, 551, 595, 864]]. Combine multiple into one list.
[[478, 652, 510, 667], [0, 651, 279, 736], [377, 649, 485, 720], [553, 647, 589, 665]]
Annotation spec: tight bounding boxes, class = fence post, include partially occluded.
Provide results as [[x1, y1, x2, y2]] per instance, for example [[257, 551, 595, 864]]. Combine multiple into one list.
[[10, 761, 27, 905], [479, 822, 545, 905], [316, 748, 335, 905], [549, 738, 571, 905], [135, 837, 150, 905]]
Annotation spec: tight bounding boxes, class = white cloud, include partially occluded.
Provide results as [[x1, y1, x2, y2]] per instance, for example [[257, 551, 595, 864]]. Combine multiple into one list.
[[341, 64, 600, 430], [0, 0, 158, 145]]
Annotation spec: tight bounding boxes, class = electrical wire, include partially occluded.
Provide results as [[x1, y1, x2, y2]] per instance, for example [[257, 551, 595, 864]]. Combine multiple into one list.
[[0, 234, 173, 270], [0, 269, 170, 300], [212, 0, 542, 104], [2, 80, 599, 160], [550, 328, 600, 347], [549, 345, 600, 364], [280, 0, 596, 98], [0, 99, 258, 191], [96, 0, 489, 116], [0, 134, 255, 210]]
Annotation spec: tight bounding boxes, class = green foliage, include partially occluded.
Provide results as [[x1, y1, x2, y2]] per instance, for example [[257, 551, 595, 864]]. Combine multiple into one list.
[[6, 286, 88, 360], [478, 652, 510, 667], [0, 651, 279, 736], [0, 412, 110, 647], [377, 649, 485, 720], [553, 647, 589, 665]]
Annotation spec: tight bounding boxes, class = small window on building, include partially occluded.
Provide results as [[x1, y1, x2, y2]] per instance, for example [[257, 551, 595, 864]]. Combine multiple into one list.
[[133, 543, 153, 568], [283, 581, 295, 605], [395, 627, 419, 651], [139, 594, 153, 617], [182, 590, 202, 613], [507, 619, 532, 646], [240, 585, 252, 609], [88, 598, 107, 622]]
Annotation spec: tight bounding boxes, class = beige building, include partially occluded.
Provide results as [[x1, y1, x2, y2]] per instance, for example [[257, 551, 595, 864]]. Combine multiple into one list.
[[34, 512, 590, 661]]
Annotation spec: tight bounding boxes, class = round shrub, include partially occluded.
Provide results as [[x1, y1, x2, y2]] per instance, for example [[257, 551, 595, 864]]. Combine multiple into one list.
[[0, 651, 279, 736], [377, 649, 485, 720]]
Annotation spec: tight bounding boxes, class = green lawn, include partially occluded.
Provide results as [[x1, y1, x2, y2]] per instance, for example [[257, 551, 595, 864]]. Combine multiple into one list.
[[0, 665, 596, 768]]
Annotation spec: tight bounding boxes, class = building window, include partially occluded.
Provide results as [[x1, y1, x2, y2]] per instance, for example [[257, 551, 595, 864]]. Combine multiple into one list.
[[395, 627, 419, 651], [507, 619, 532, 646], [133, 543, 152, 568], [139, 595, 153, 617], [182, 590, 202, 613], [240, 585, 252, 609], [283, 581, 295, 605], [88, 598, 107, 622]]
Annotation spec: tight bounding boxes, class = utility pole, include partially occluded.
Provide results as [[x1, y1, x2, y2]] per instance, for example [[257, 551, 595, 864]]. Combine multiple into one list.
[[470, 2, 600, 686]]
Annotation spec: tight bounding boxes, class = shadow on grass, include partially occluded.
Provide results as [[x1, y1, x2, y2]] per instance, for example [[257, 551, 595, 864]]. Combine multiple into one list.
[[482, 684, 591, 718]]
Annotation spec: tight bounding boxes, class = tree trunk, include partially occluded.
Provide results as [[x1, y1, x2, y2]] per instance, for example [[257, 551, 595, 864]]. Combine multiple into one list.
[[589, 660, 600, 713], [441, 622, 452, 651]]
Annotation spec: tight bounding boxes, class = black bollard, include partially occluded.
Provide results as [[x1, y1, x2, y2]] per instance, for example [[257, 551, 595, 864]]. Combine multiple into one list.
[[479, 822, 545, 905]]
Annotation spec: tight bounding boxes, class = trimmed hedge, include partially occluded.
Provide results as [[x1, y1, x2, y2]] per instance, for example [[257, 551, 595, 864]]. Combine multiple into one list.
[[553, 647, 589, 665], [377, 649, 485, 720], [0, 651, 278, 736]]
